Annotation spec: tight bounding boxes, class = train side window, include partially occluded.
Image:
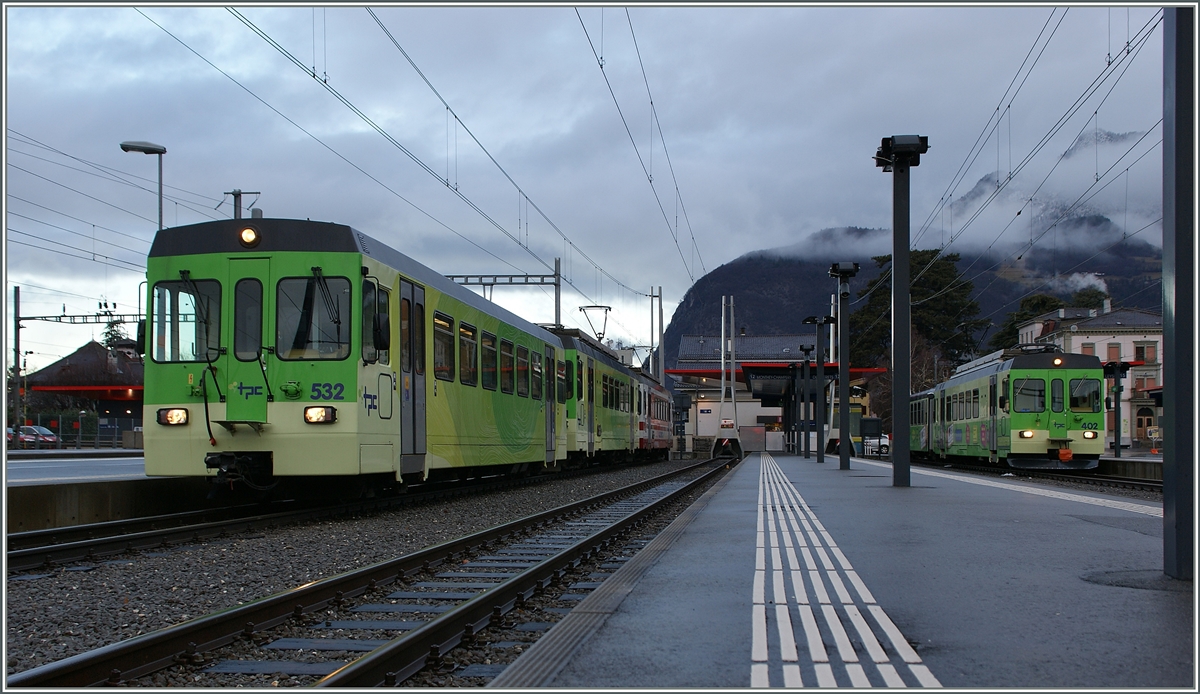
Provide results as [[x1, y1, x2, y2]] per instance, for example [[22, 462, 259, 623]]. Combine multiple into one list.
[[531, 351, 543, 400], [234, 278, 262, 361], [413, 302, 425, 375], [1050, 379, 1064, 412], [400, 298, 411, 373], [587, 365, 595, 403], [432, 313, 455, 382], [516, 345, 530, 397], [459, 323, 477, 386], [1012, 377, 1045, 412], [500, 340, 515, 394], [972, 389, 980, 418], [362, 280, 378, 364], [1001, 377, 1010, 412], [481, 332, 498, 390], [1069, 379, 1102, 412], [558, 360, 569, 404], [376, 287, 390, 365], [577, 359, 584, 400]]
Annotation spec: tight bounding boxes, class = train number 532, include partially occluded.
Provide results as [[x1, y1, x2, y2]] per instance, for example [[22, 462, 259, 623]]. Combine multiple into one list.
[[310, 383, 345, 400]]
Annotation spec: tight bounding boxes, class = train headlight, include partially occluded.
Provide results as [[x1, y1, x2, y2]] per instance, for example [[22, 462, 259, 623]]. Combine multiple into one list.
[[304, 406, 337, 424], [157, 408, 189, 425], [1019, 430, 1035, 439], [238, 226, 261, 248], [1082, 430, 1097, 439], [1053, 357, 1063, 366]]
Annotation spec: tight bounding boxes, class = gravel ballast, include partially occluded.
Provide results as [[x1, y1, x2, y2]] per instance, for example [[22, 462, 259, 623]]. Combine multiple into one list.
[[5, 459, 698, 677]]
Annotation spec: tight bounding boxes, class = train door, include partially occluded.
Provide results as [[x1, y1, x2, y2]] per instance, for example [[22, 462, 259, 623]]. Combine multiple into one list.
[[587, 358, 595, 455], [936, 388, 946, 455], [399, 279, 427, 476], [545, 348, 555, 463], [362, 278, 393, 422], [227, 258, 270, 423], [988, 375, 998, 453]]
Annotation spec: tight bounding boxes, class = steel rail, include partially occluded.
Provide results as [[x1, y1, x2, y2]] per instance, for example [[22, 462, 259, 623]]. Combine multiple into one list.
[[6, 457, 727, 687], [316, 458, 734, 687], [6, 465, 602, 572]]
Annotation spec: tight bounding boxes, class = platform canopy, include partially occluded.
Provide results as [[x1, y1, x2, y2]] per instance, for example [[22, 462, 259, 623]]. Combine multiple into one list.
[[667, 334, 885, 407]]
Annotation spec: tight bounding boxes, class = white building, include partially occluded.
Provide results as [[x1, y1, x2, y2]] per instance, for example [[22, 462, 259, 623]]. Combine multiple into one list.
[[1018, 300, 1162, 449]]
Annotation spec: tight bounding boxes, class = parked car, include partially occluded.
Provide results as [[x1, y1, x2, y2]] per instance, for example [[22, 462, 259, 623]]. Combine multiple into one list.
[[21, 425, 59, 444], [8, 427, 35, 445], [862, 433, 891, 456]]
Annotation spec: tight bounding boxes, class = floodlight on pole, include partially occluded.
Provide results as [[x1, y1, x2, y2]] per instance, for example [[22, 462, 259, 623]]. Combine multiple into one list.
[[830, 262, 860, 470], [120, 141, 167, 231]]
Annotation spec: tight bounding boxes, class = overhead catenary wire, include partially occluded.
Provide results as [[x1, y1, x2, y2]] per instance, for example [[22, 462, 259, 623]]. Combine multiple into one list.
[[575, 7, 697, 285], [134, 8, 525, 276], [364, 8, 649, 300], [854, 9, 1160, 310]]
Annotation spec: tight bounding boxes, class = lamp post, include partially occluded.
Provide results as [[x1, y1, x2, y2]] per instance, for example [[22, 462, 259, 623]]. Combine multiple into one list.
[[120, 141, 167, 231], [875, 134, 929, 487], [804, 316, 835, 463], [798, 344, 814, 458], [831, 262, 860, 470]]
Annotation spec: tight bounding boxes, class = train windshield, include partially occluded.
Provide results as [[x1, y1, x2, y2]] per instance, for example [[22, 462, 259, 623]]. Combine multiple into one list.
[[1011, 377, 1045, 412], [151, 280, 221, 363], [1069, 378, 1102, 413], [276, 276, 351, 360]]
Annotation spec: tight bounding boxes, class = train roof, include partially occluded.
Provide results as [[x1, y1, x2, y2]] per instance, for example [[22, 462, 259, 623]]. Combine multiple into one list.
[[148, 218, 561, 348], [550, 328, 628, 373]]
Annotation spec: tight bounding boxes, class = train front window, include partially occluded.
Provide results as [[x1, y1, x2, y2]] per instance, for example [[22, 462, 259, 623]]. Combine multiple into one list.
[[1069, 378, 1102, 413], [151, 280, 221, 363], [1012, 377, 1045, 412], [276, 276, 351, 360]]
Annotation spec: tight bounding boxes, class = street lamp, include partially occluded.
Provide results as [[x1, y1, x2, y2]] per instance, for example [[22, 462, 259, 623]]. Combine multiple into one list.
[[804, 315, 835, 464], [830, 262, 860, 470], [798, 344, 815, 459], [120, 141, 167, 231]]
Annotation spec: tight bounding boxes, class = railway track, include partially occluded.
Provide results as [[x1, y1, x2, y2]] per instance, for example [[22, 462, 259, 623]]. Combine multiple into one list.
[[6, 456, 735, 688], [6, 464, 636, 572], [913, 460, 1162, 493]]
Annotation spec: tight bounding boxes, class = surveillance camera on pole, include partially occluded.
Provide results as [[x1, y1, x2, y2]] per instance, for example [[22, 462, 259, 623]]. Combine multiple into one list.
[[875, 134, 929, 487]]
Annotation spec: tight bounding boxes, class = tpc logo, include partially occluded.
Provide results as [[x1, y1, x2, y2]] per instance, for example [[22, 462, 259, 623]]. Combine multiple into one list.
[[236, 383, 263, 399], [363, 389, 378, 413]]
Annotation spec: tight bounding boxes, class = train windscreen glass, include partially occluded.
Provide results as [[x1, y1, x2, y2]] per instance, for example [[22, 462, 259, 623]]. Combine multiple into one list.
[[276, 276, 351, 360], [151, 280, 221, 363]]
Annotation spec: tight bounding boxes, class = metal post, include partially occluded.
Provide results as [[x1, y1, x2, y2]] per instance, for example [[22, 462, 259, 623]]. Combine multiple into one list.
[[555, 258, 562, 327], [800, 346, 812, 459], [1112, 369, 1123, 458], [719, 296, 726, 416], [1162, 5, 1194, 580], [13, 286, 22, 445], [816, 323, 826, 464], [730, 297, 738, 430], [649, 285, 655, 376], [832, 263, 859, 469], [892, 159, 911, 486], [657, 286, 664, 383], [156, 152, 163, 231]]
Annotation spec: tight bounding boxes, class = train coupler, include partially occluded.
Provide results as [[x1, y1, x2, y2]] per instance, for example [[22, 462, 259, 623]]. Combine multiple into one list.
[[1057, 448, 1074, 463]]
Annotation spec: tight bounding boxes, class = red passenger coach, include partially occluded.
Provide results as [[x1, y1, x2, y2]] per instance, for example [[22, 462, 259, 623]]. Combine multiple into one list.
[[635, 370, 672, 460]]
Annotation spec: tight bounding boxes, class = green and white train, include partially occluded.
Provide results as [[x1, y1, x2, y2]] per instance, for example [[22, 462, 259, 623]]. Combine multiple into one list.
[[908, 344, 1105, 469], [139, 218, 670, 497]]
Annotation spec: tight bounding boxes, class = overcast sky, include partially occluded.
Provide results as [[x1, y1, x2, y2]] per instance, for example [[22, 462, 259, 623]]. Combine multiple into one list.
[[5, 4, 1166, 372]]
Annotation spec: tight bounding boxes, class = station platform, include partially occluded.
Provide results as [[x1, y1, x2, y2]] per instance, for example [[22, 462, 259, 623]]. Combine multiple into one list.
[[491, 452, 1193, 689]]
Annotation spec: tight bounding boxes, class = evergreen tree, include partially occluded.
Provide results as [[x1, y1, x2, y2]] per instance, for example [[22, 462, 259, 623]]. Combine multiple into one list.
[[101, 320, 127, 348], [986, 294, 1065, 352], [849, 250, 988, 369], [1070, 287, 1109, 309]]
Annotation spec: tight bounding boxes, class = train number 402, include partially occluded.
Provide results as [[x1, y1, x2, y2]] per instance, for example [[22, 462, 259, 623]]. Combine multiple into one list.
[[310, 383, 345, 400], [1080, 422, 1099, 430]]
